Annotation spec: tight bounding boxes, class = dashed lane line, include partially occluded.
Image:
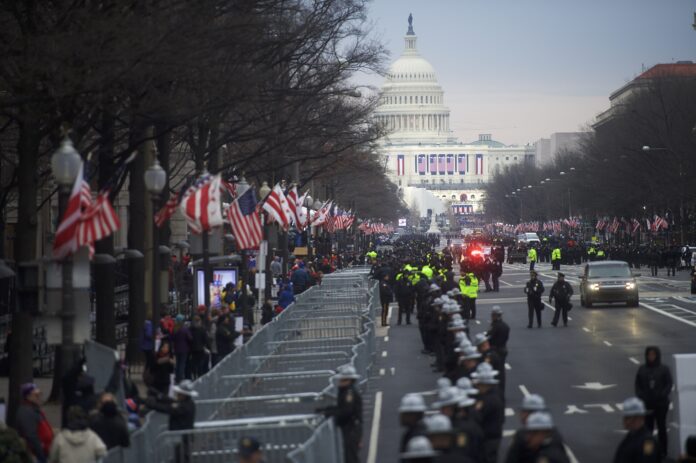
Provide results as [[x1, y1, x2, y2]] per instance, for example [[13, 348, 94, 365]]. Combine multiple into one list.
[[519, 385, 531, 397], [582, 327, 590, 333], [366, 391, 383, 463], [381, 351, 388, 358], [505, 363, 511, 370], [629, 357, 640, 365], [379, 368, 385, 376], [603, 340, 613, 347]]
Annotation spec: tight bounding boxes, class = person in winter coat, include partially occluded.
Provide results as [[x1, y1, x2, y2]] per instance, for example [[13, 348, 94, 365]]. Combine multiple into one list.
[[171, 315, 192, 382], [15, 383, 54, 463], [139, 317, 155, 371], [291, 262, 311, 294], [146, 380, 197, 463], [278, 285, 295, 310], [89, 393, 129, 450], [524, 271, 545, 328], [188, 315, 209, 379], [261, 299, 274, 325], [150, 342, 175, 396], [215, 315, 240, 359], [61, 359, 97, 427], [49, 406, 106, 463], [635, 345, 673, 458], [379, 274, 393, 327], [1, 415, 33, 463]]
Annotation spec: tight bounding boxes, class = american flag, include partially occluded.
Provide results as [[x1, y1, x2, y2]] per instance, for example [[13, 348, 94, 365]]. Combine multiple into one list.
[[438, 155, 446, 174], [417, 155, 426, 175], [446, 155, 454, 174], [457, 154, 466, 174], [631, 218, 641, 234], [396, 155, 405, 176], [180, 173, 224, 234], [323, 205, 336, 233], [53, 163, 93, 259], [262, 182, 292, 229], [227, 187, 263, 250], [77, 190, 120, 248], [429, 154, 437, 175]]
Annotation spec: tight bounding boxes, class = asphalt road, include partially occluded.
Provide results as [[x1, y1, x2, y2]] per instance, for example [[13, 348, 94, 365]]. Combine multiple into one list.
[[362, 261, 696, 463]]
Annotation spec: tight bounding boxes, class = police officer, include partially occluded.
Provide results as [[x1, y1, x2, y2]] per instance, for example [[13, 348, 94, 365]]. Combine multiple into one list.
[[399, 393, 428, 452], [504, 394, 568, 463], [459, 272, 479, 320], [400, 436, 439, 463], [487, 306, 510, 364], [424, 414, 465, 463], [549, 273, 573, 327], [613, 397, 660, 463], [518, 412, 570, 463], [634, 346, 673, 459], [527, 245, 538, 272], [474, 333, 506, 400], [379, 274, 393, 327], [472, 362, 504, 463], [396, 269, 415, 325], [321, 366, 363, 463], [551, 246, 562, 271], [524, 271, 545, 328]]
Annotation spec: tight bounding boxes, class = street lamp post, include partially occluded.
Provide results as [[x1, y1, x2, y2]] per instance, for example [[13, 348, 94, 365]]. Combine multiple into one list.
[[258, 181, 273, 301], [304, 194, 313, 259], [51, 137, 82, 395], [144, 159, 166, 329]]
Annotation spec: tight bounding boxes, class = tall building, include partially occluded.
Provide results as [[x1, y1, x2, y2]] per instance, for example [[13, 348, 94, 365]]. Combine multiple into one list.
[[373, 15, 534, 219], [534, 132, 588, 166]]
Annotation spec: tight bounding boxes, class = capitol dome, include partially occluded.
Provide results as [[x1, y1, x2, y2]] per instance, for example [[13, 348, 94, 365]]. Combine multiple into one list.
[[374, 15, 452, 144]]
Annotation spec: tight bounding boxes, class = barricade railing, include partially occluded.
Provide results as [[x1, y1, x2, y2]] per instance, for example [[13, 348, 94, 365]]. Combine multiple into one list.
[[103, 269, 374, 463]]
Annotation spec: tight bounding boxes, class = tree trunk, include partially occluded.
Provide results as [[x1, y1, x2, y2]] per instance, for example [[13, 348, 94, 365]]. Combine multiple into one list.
[[95, 109, 116, 348], [7, 109, 39, 426]]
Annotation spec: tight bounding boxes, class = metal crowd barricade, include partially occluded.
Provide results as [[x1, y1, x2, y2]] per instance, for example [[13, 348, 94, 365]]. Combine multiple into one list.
[[102, 269, 375, 463]]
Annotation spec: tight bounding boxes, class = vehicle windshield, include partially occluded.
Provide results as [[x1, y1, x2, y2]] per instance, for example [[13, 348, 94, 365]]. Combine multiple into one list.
[[588, 265, 631, 278]]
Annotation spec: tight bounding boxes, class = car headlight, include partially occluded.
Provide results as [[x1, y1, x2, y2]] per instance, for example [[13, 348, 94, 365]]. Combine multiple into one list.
[[626, 282, 636, 290], [590, 283, 600, 291]]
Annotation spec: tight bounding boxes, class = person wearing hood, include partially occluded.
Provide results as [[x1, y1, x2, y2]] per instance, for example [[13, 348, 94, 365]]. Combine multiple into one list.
[[49, 406, 106, 463], [635, 346, 673, 458], [1, 413, 33, 463], [89, 393, 129, 450]]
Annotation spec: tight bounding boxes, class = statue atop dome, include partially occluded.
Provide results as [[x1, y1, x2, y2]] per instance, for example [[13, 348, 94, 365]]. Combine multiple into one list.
[[407, 13, 415, 35]]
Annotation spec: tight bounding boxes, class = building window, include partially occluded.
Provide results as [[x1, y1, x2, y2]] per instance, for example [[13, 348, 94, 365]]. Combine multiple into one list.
[[398, 180, 402, 186], [410, 96, 413, 104], [505, 156, 509, 161], [471, 195, 476, 200], [460, 194, 467, 201], [514, 156, 517, 160]]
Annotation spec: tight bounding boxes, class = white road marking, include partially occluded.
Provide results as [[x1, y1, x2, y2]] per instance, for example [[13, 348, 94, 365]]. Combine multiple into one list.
[[499, 279, 513, 287], [564, 444, 581, 463], [366, 391, 383, 463], [603, 340, 613, 347], [573, 382, 616, 390], [505, 363, 511, 370], [519, 385, 530, 397], [629, 357, 640, 365], [384, 336, 389, 342], [503, 429, 516, 437], [381, 351, 388, 358], [640, 301, 696, 328], [564, 405, 589, 415], [582, 327, 590, 333], [379, 368, 385, 376], [391, 367, 396, 376], [585, 403, 615, 413], [505, 407, 514, 417], [475, 320, 481, 325]]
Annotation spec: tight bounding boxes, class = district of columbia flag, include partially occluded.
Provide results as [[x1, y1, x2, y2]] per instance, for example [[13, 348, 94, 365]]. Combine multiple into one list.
[[286, 185, 300, 227], [396, 154, 405, 176], [227, 186, 263, 250], [262, 183, 293, 229], [475, 154, 484, 175], [53, 162, 92, 259]]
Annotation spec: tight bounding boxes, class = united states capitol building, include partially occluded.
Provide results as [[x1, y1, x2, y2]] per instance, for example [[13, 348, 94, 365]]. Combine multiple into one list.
[[374, 16, 534, 220]]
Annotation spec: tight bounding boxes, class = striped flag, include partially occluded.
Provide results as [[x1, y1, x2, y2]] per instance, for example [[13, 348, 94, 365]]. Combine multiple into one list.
[[180, 173, 224, 234], [396, 154, 405, 176], [296, 191, 309, 231], [286, 185, 300, 227], [53, 163, 92, 259], [429, 154, 437, 175], [446, 154, 454, 174], [227, 187, 263, 250], [311, 201, 332, 227], [417, 155, 426, 175], [475, 154, 484, 175], [155, 194, 179, 228], [262, 183, 292, 229], [438, 154, 446, 174], [457, 154, 466, 174], [76, 190, 120, 248]]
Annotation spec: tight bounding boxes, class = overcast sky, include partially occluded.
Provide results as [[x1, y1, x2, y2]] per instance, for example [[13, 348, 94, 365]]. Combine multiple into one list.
[[360, 0, 696, 146]]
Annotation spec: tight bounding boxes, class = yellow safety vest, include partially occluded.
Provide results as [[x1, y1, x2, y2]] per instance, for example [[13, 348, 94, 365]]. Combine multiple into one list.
[[459, 274, 479, 299], [552, 248, 561, 260], [528, 249, 538, 262]]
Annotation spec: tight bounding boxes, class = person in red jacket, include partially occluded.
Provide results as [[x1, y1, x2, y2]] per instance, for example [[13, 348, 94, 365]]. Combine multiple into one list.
[[16, 383, 54, 463]]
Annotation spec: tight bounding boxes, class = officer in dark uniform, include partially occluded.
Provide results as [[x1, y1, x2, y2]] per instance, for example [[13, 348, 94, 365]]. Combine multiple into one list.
[[487, 306, 509, 364], [524, 272, 545, 328], [472, 362, 504, 463], [518, 412, 570, 463], [504, 394, 568, 463], [549, 273, 573, 327], [613, 397, 660, 463], [396, 270, 416, 325], [474, 333, 506, 400], [454, 389, 485, 463], [321, 366, 363, 463], [398, 393, 427, 452]]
